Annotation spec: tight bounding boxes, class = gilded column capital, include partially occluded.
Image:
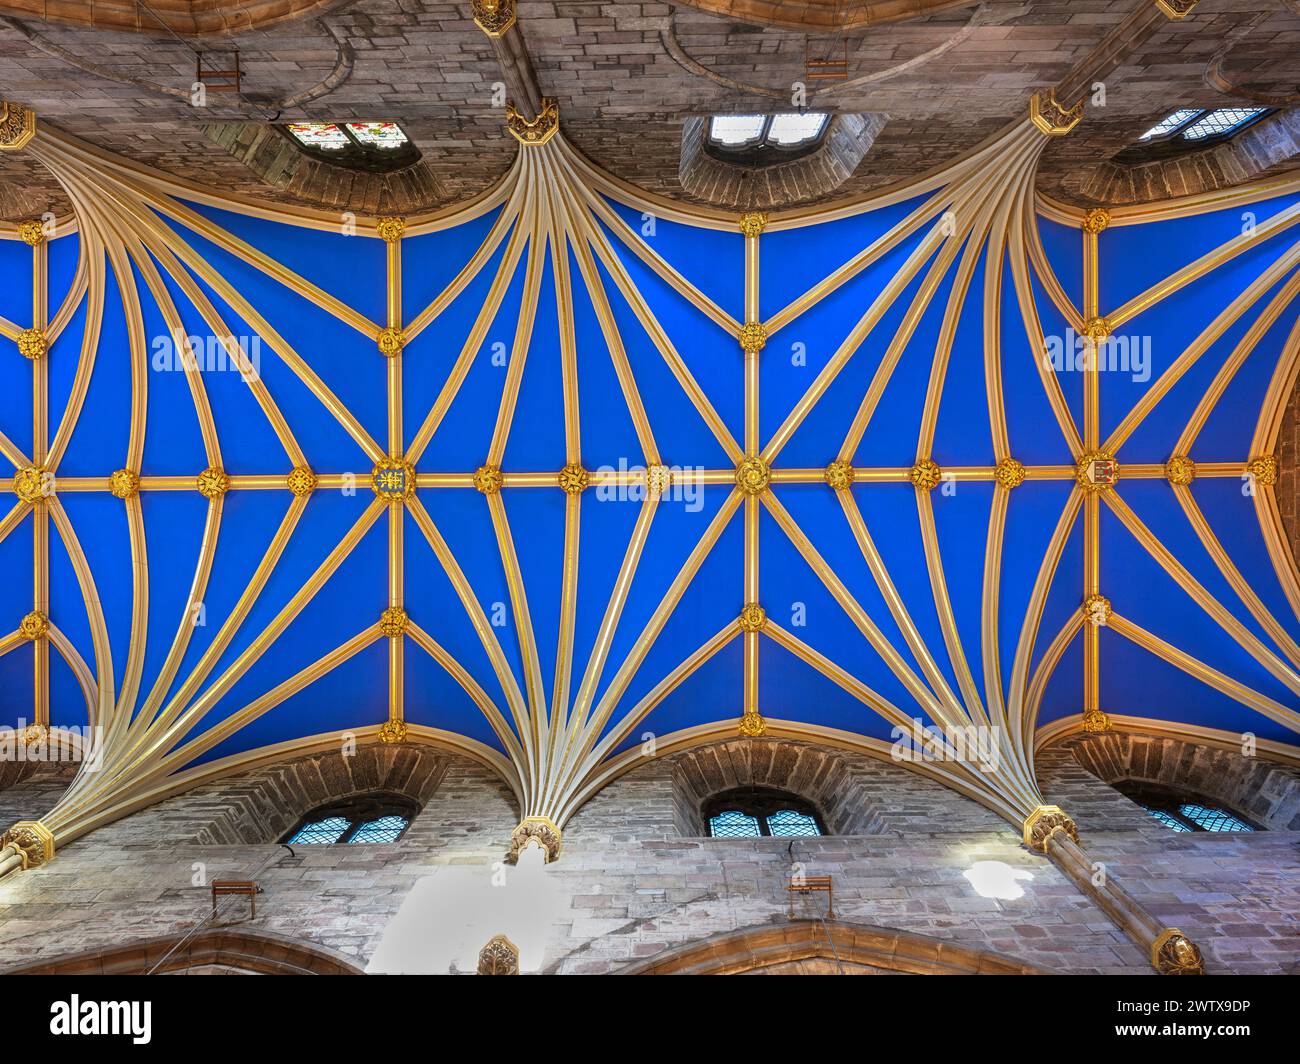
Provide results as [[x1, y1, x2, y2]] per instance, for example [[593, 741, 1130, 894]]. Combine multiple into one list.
[[379, 606, 408, 637], [824, 459, 855, 490], [377, 326, 404, 357], [509, 815, 561, 863], [0, 101, 36, 151], [738, 321, 767, 354], [738, 708, 767, 737], [505, 98, 560, 147], [196, 466, 230, 499], [17, 327, 47, 360], [994, 456, 1026, 489], [738, 602, 766, 633], [1246, 454, 1278, 486], [1, 820, 54, 868], [1151, 928, 1205, 974], [19, 609, 49, 640], [1076, 451, 1119, 493], [12, 466, 48, 505], [287, 466, 317, 496], [473, 464, 503, 495], [377, 718, 407, 744], [371, 457, 416, 501], [1154, 0, 1198, 19], [1081, 707, 1112, 734], [735, 455, 770, 496], [1164, 454, 1196, 485], [477, 933, 520, 974], [376, 216, 405, 242], [738, 212, 768, 238], [909, 458, 942, 491], [471, 0, 516, 37], [1028, 89, 1083, 136], [17, 219, 45, 246], [1022, 804, 1079, 852], [1082, 208, 1110, 234], [109, 468, 140, 499]]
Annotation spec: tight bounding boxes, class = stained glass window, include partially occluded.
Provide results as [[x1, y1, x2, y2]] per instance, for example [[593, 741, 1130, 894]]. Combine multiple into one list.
[[703, 788, 827, 838], [287, 122, 349, 150], [282, 795, 417, 845], [345, 122, 409, 149], [707, 113, 830, 161], [282, 121, 419, 173]]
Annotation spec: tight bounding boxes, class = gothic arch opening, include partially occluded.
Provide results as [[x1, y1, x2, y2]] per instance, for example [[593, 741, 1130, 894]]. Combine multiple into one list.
[[7, 928, 363, 975], [622, 920, 1049, 975]]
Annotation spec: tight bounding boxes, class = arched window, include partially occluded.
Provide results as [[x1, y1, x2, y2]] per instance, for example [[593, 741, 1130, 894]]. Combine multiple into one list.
[[703, 787, 825, 838], [282, 793, 418, 845], [1114, 108, 1271, 165], [1115, 782, 1257, 833], [282, 121, 421, 173], [705, 113, 830, 165]]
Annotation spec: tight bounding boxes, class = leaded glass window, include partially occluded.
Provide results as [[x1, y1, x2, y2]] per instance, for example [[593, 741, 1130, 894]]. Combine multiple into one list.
[[705, 113, 830, 164], [1177, 803, 1253, 833], [1119, 108, 1270, 164], [703, 787, 827, 838], [765, 809, 821, 837], [1140, 806, 1192, 833], [1117, 782, 1258, 834], [708, 810, 762, 838], [282, 795, 417, 845]]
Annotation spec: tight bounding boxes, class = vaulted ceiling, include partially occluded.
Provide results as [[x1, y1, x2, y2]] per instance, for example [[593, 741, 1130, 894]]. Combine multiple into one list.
[[3, 89, 1299, 844]]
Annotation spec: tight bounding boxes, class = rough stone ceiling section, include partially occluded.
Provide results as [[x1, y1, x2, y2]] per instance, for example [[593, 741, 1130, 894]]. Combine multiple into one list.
[[0, 1, 1298, 217]]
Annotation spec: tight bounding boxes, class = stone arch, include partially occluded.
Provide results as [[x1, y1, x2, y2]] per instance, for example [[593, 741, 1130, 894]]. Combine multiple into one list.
[[667, 0, 974, 33], [678, 114, 885, 210], [202, 123, 446, 216], [622, 919, 1049, 975], [1078, 109, 1300, 206], [669, 738, 888, 836], [6, 927, 363, 975], [1068, 731, 1300, 831], [185, 743, 453, 845], [0, 1, 343, 37]]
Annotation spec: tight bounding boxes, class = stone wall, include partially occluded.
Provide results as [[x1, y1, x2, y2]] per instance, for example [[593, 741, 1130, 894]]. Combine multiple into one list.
[[1, 732, 1298, 975], [1038, 735, 1300, 976]]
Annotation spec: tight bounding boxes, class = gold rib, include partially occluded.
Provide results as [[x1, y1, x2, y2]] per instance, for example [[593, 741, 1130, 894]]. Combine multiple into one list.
[[1104, 491, 1300, 696], [1110, 613, 1300, 735]]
